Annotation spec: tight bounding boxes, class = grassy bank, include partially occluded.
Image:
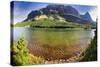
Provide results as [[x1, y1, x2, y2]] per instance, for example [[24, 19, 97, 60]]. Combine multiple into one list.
[[14, 19, 87, 29]]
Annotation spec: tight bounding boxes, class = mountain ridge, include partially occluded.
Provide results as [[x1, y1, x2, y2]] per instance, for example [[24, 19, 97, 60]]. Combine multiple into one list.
[[24, 5, 93, 24]]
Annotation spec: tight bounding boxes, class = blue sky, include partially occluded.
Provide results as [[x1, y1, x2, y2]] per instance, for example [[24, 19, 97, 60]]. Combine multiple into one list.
[[11, 1, 97, 24]]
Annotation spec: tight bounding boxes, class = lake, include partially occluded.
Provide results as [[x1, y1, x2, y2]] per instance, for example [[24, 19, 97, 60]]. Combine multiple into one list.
[[13, 27, 95, 61]]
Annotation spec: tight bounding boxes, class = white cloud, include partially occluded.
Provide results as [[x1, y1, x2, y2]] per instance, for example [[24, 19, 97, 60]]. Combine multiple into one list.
[[89, 7, 98, 21]]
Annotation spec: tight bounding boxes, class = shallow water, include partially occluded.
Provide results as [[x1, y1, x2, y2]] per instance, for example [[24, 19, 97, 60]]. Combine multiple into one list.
[[13, 27, 95, 60]]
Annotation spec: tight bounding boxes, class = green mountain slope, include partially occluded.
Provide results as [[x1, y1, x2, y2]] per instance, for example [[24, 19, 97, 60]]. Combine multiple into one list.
[[14, 18, 87, 29]]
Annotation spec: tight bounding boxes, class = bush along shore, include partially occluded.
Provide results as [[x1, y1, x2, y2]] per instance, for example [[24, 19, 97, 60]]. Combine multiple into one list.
[[79, 30, 97, 61]]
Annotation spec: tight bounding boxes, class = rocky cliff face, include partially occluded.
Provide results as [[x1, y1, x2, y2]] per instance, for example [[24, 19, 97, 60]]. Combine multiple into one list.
[[24, 5, 93, 24]]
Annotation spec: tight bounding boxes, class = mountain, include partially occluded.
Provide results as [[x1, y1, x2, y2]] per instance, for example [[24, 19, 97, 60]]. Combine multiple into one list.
[[25, 5, 80, 21], [81, 12, 93, 22], [24, 5, 93, 25]]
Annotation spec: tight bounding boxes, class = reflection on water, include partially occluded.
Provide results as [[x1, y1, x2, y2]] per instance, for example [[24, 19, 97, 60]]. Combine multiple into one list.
[[13, 27, 95, 60]]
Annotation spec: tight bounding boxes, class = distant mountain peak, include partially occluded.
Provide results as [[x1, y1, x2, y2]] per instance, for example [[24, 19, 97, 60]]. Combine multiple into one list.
[[85, 12, 91, 17], [81, 12, 93, 22]]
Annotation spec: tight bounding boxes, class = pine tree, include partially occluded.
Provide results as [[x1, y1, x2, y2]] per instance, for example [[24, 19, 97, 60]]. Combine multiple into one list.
[[11, 33, 30, 66]]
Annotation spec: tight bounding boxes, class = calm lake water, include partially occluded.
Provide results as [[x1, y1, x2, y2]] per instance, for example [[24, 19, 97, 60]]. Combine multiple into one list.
[[13, 27, 95, 60]]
